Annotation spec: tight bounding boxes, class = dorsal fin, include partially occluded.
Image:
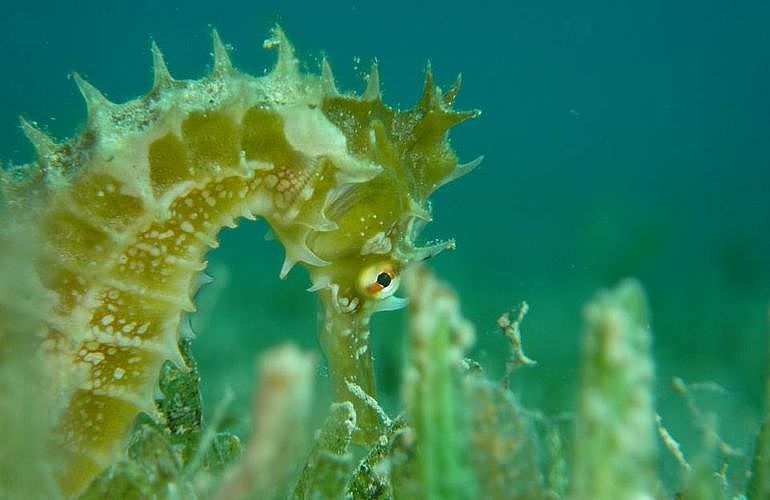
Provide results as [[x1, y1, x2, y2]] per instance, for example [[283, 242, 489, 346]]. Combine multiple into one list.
[[72, 72, 113, 119], [362, 61, 381, 101], [321, 57, 338, 95], [211, 28, 234, 75], [19, 117, 56, 159], [264, 25, 298, 78], [150, 40, 174, 90]]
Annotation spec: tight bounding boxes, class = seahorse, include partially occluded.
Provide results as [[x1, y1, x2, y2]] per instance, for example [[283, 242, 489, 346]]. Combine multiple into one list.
[[0, 27, 479, 496]]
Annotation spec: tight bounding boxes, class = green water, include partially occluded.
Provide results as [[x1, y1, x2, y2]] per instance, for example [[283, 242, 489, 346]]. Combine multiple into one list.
[[2, 0, 768, 488]]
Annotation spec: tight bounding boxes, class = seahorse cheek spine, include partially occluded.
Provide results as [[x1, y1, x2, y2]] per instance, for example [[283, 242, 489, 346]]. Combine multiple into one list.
[[0, 27, 479, 496]]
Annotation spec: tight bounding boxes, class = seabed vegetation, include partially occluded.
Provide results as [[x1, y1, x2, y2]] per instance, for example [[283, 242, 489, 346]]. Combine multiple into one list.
[[3, 253, 770, 498]]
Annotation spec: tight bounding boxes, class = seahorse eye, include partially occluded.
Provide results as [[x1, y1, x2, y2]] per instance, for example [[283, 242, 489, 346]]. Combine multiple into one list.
[[376, 272, 392, 288], [358, 262, 400, 299]]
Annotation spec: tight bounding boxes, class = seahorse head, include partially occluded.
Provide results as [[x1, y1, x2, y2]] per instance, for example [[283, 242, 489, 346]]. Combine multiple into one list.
[[299, 62, 481, 315]]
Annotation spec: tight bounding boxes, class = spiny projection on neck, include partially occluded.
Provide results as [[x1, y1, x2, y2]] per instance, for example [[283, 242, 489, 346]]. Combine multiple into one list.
[[0, 26, 480, 496]]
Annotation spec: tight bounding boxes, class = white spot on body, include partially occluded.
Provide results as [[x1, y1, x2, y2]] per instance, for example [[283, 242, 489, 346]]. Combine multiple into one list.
[[84, 352, 105, 365]]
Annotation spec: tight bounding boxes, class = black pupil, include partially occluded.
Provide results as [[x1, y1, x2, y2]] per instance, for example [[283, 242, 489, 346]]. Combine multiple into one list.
[[376, 272, 392, 288]]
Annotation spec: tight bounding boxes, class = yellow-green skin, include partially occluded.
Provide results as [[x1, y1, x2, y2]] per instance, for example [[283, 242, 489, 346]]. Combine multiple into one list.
[[0, 28, 478, 496]]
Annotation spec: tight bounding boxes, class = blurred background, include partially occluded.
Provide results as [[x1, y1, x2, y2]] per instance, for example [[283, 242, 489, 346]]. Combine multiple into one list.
[[2, 0, 768, 479]]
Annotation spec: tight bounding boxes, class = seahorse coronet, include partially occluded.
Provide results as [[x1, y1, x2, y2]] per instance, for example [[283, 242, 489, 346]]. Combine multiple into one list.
[[0, 25, 479, 496]]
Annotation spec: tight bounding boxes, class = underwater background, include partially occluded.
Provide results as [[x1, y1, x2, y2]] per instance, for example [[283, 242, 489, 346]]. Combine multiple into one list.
[[2, 0, 769, 484]]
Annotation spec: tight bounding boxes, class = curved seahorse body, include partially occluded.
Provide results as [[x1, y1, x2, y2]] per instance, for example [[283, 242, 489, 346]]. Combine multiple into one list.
[[0, 27, 479, 495]]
